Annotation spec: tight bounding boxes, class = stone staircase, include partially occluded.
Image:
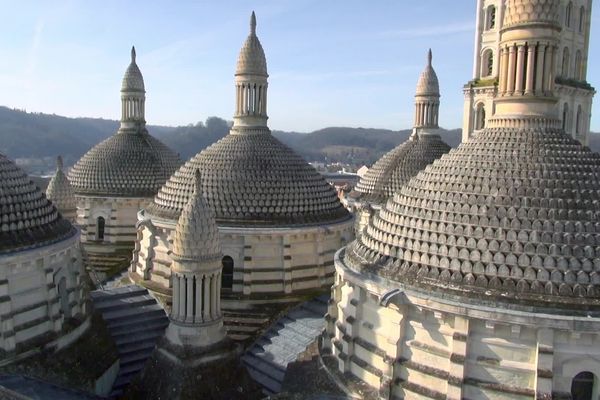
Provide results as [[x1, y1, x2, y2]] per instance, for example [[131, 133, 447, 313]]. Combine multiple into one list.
[[90, 285, 169, 398], [242, 294, 329, 395], [223, 309, 272, 342]]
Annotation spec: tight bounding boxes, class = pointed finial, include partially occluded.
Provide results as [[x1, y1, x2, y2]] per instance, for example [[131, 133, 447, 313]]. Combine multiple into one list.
[[131, 46, 136, 63], [427, 49, 432, 67], [250, 11, 257, 35], [56, 155, 63, 171]]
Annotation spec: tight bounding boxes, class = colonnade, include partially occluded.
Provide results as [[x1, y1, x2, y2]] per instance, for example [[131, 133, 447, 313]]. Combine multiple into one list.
[[499, 41, 558, 96], [236, 83, 267, 116], [171, 270, 222, 324], [414, 101, 439, 128], [121, 96, 145, 121]]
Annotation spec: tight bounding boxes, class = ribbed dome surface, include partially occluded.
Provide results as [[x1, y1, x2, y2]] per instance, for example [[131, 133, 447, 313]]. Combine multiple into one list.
[[346, 126, 600, 308], [46, 156, 75, 215], [503, 0, 560, 27], [354, 133, 450, 203], [416, 64, 439, 97], [68, 131, 181, 197], [236, 13, 268, 76], [172, 173, 221, 261], [1, 153, 74, 254], [121, 47, 145, 92], [147, 131, 350, 226]]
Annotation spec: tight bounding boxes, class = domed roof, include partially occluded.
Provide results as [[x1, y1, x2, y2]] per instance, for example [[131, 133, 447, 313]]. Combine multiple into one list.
[[354, 132, 450, 204], [503, 0, 560, 27], [172, 170, 221, 261], [345, 125, 600, 309], [69, 132, 181, 197], [415, 50, 440, 97], [146, 131, 351, 227], [236, 12, 268, 77], [46, 156, 76, 215], [122, 47, 145, 92], [0, 152, 75, 254]]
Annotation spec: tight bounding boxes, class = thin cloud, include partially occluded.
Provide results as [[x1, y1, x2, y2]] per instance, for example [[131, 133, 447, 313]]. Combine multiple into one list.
[[378, 21, 473, 39], [24, 18, 45, 88]]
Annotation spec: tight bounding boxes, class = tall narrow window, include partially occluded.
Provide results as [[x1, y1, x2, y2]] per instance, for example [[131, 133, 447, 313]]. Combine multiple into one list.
[[475, 103, 486, 130], [221, 256, 234, 290], [562, 47, 570, 78], [562, 103, 570, 131], [575, 50, 582, 80], [566, 2, 573, 28], [579, 6, 585, 33], [576, 105, 582, 136], [96, 216, 105, 241], [486, 5, 496, 30], [481, 49, 494, 77], [571, 371, 595, 400]]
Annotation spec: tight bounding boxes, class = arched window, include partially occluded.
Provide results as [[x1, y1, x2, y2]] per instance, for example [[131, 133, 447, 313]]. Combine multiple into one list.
[[481, 49, 494, 77], [96, 216, 105, 241], [575, 50, 582, 80], [221, 256, 234, 290], [576, 105, 582, 136], [57, 277, 71, 318], [566, 1, 573, 28], [562, 103, 570, 132], [579, 6, 586, 33], [486, 5, 496, 30], [475, 103, 486, 130], [571, 371, 595, 400], [562, 47, 570, 78]]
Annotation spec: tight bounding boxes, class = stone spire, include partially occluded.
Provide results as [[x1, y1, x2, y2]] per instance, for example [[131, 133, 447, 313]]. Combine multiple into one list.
[[414, 49, 440, 129], [233, 11, 269, 131], [166, 169, 226, 348], [46, 155, 76, 222], [120, 46, 146, 133], [494, 0, 561, 127]]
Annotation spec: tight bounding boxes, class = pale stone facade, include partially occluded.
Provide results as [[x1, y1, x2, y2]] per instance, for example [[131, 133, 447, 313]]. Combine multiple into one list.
[[0, 152, 87, 357], [131, 14, 353, 309], [45, 156, 76, 223], [463, 0, 595, 144], [68, 48, 180, 276]]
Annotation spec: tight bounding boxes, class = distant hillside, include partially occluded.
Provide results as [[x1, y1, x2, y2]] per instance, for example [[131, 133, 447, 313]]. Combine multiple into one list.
[[0, 106, 597, 171]]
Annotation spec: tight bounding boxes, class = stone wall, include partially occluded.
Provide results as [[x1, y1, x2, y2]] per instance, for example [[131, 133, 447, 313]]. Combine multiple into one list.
[[324, 249, 600, 399]]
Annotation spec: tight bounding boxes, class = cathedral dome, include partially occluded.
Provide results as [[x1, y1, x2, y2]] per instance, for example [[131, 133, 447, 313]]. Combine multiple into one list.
[[0, 152, 75, 254], [354, 132, 450, 204], [46, 156, 76, 215], [415, 49, 440, 97], [68, 133, 181, 197], [121, 47, 145, 92], [346, 126, 600, 309], [147, 132, 350, 226], [235, 12, 268, 77]]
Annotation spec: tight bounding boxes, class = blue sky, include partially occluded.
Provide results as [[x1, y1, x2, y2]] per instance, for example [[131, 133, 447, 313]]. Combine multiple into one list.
[[0, 1, 598, 132]]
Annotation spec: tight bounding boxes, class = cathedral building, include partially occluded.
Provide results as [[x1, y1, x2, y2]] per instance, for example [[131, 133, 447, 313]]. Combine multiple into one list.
[[46, 155, 76, 223], [68, 48, 181, 278], [130, 13, 353, 310], [350, 50, 450, 235], [0, 152, 87, 357], [324, 0, 600, 399], [462, 0, 595, 144]]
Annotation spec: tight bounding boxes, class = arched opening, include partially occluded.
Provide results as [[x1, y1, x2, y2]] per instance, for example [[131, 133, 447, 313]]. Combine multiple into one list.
[[96, 216, 105, 241], [221, 256, 234, 290], [566, 1, 573, 28], [562, 47, 570, 78], [576, 105, 582, 136], [486, 5, 496, 30], [57, 277, 71, 318], [475, 103, 486, 130], [562, 103, 570, 132], [575, 50, 582, 80], [579, 6, 585, 33], [571, 371, 596, 400], [481, 49, 494, 77]]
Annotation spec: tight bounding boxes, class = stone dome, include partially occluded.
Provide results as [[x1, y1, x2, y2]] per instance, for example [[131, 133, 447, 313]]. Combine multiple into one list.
[[503, 0, 560, 28], [46, 156, 76, 215], [415, 50, 439, 97], [354, 132, 450, 204], [68, 131, 181, 197], [147, 131, 351, 227], [236, 12, 268, 77], [122, 47, 145, 92], [345, 125, 600, 309], [1, 152, 75, 254], [172, 171, 221, 261]]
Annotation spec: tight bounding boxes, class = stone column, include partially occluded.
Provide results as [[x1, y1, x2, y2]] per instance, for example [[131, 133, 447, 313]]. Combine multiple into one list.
[[179, 275, 186, 320], [172, 273, 180, 318], [472, 0, 484, 79], [534, 329, 554, 399], [195, 276, 202, 323], [447, 316, 470, 400], [507, 45, 517, 94], [186, 275, 194, 322], [203, 274, 210, 321], [499, 47, 508, 93], [525, 44, 536, 95], [211, 274, 217, 319], [544, 46, 554, 94], [535, 44, 546, 94], [549, 45, 557, 92], [515, 44, 526, 94]]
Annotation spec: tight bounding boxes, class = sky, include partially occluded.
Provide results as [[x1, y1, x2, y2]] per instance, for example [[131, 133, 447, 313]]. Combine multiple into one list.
[[0, 1, 598, 133]]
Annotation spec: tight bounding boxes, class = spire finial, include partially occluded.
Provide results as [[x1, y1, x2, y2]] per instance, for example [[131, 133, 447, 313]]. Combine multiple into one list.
[[56, 155, 63, 171], [427, 49, 432, 67], [250, 11, 257, 35], [131, 46, 136, 63]]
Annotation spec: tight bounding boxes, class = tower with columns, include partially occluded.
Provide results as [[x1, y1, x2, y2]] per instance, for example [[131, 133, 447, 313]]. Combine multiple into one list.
[[414, 49, 441, 130], [462, 0, 595, 144]]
